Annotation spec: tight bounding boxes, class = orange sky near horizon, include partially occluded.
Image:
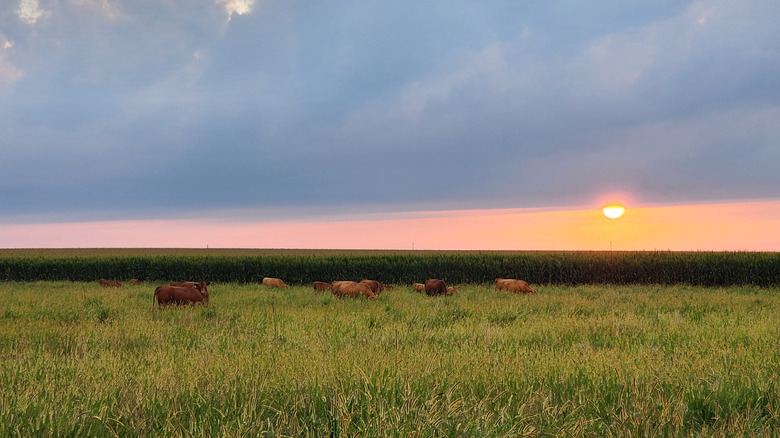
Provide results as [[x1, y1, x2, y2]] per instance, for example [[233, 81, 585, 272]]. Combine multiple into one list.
[[1, 199, 779, 251]]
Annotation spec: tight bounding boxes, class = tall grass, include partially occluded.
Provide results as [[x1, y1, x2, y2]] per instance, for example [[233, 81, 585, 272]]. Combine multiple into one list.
[[1, 250, 779, 285], [1, 281, 779, 436]]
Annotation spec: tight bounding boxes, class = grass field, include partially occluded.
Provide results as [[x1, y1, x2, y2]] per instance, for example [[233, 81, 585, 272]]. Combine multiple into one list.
[[1, 280, 779, 436]]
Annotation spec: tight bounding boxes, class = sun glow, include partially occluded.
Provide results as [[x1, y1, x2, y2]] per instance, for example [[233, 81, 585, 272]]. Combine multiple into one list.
[[3, 200, 780, 250], [603, 205, 625, 219]]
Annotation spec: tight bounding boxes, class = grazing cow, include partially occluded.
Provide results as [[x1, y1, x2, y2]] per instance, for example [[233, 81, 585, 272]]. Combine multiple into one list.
[[154, 281, 210, 308], [262, 277, 289, 288], [360, 279, 384, 296], [495, 278, 537, 294], [425, 279, 456, 296], [129, 279, 142, 285], [99, 279, 123, 288], [413, 283, 425, 293], [331, 281, 377, 299], [447, 286, 460, 295], [313, 281, 331, 291]]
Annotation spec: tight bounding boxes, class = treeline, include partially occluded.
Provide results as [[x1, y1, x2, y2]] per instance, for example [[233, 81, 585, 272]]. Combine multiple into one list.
[[1, 251, 779, 286]]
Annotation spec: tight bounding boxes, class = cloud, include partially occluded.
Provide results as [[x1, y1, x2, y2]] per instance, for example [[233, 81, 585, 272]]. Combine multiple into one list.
[[0, 36, 22, 85], [219, 0, 256, 21], [16, 0, 48, 25], [516, 106, 780, 205], [1, 0, 779, 222]]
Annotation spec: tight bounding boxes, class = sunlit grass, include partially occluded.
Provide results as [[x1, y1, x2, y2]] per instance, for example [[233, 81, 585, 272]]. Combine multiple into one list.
[[1, 282, 779, 436]]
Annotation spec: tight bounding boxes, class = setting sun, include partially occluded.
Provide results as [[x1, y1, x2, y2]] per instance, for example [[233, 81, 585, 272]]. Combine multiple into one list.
[[603, 205, 625, 219]]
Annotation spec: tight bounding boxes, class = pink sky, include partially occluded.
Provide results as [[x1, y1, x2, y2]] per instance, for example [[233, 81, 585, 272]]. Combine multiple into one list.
[[1, 199, 779, 250]]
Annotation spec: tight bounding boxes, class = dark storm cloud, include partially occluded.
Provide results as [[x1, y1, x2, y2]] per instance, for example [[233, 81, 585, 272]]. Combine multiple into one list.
[[1, 0, 779, 223]]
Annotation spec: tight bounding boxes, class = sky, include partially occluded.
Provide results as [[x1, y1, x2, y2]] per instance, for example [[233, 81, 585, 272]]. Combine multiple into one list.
[[1, 0, 779, 249]]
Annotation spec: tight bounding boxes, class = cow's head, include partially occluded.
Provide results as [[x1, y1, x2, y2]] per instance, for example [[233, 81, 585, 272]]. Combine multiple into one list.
[[196, 281, 211, 304]]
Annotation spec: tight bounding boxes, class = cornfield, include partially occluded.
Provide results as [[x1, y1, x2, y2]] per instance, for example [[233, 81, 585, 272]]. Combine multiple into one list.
[[1, 249, 779, 286]]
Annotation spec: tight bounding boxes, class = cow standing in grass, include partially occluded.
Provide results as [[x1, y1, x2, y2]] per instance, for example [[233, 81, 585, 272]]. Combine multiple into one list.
[[263, 277, 289, 288], [495, 278, 537, 294], [154, 281, 210, 308], [331, 281, 377, 299], [425, 279, 456, 296]]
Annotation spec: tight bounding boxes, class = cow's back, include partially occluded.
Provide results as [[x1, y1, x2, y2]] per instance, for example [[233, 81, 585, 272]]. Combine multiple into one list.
[[495, 278, 514, 291], [424, 279, 448, 296], [171, 281, 199, 288], [263, 277, 289, 288]]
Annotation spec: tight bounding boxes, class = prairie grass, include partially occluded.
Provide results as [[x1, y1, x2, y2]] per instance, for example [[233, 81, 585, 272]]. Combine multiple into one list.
[[1, 281, 779, 436]]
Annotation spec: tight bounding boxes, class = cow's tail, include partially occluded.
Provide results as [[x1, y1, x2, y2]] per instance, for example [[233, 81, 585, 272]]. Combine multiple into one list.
[[152, 287, 159, 310]]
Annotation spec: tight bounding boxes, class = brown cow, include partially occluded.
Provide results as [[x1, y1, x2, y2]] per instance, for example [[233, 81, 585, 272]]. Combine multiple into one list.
[[360, 279, 384, 295], [129, 279, 142, 285], [447, 286, 460, 295], [99, 279, 123, 288], [495, 278, 537, 294], [313, 281, 331, 291], [262, 277, 289, 288], [413, 283, 425, 293], [425, 279, 456, 296], [154, 281, 210, 308], [331, 281, 377, 299]]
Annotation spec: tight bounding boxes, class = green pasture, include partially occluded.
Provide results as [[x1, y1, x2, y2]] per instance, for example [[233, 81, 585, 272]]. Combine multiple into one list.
[[1, 281, 779, 436]]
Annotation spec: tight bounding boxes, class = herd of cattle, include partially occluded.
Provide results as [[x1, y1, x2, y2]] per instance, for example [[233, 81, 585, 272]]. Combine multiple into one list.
[[97, 277, 537, 308]]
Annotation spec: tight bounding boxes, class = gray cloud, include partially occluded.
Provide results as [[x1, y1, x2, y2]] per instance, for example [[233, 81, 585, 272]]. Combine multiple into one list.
[[1, 0, 779, 222]]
